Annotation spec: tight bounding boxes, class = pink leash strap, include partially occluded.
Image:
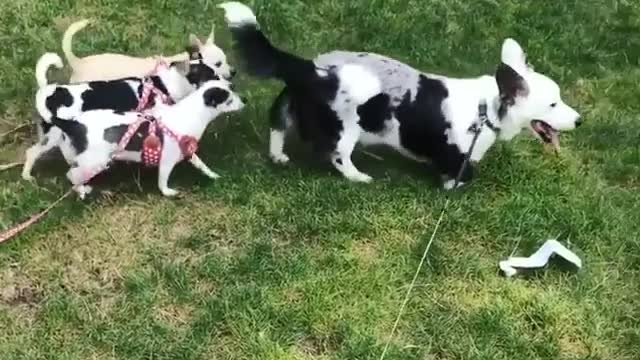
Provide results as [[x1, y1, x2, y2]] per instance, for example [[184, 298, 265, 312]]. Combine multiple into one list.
[[0, 190, 73, 244]]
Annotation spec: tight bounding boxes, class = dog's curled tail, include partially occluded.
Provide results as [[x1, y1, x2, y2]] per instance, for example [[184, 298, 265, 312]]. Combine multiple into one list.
[[217, 2, 317, 88], [62, 19, 89, 66], [36, 53, 64, 88]]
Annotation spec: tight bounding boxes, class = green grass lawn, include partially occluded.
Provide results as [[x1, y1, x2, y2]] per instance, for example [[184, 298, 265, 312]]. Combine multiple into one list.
[[1, 0, 639, 359]]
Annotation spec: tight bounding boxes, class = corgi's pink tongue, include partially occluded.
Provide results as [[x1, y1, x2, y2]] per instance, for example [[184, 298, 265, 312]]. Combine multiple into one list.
[[531, 120, 561, 151], [549, 130, 560, 151]]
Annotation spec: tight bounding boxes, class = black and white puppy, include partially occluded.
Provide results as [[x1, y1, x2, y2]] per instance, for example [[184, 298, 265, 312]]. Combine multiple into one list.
[[219, 2, 582, 189], [52, 80, 245, 198], [23, 49, 220, 180]]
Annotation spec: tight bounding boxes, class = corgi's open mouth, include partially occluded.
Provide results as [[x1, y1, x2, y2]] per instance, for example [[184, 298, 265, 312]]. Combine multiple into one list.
[[530, 120, 560, 150]]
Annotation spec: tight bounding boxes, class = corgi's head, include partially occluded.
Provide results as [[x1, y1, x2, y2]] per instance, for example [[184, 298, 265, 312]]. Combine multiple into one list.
[[495, 39, 582, 149]]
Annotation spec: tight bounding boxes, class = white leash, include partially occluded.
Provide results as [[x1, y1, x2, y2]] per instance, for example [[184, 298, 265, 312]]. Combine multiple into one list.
[[379, 198, 450, 359], [379, 100, 491, 359]]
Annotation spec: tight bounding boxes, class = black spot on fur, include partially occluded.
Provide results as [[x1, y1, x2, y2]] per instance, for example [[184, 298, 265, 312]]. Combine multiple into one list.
[[45, 88, 73, 117], [273, 72, 342, 155], [50, 118, 88, 154], [40, 119, 53, 135], [357, 53, 368, 58], [103, 122, 163, 152], [81, 80, 141, 113], [203, 87, 230, 106], [357, 93, 392, 133], [187, 61, 220, 86], [394, 75, 472, 182]]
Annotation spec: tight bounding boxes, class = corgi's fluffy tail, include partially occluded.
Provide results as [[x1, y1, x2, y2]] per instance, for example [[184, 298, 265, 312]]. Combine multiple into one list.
[[218, 2, 320, 90]]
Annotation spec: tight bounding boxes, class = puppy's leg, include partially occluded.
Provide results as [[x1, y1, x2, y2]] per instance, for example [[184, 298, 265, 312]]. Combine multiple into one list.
[[331, 123, 371, 183], [440, 153, 474, 190], [22, 128, 63, 180], [269, 88, 292, 164], [58, 136, 77, 165], [189, 155, 221, 179], [67, 149, 113, 199], [157, 143, 182, 197], [65, 166, 93, 199]]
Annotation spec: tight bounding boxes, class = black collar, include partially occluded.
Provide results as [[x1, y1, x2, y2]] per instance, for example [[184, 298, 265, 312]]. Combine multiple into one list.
[[468, 100, 501, 135]]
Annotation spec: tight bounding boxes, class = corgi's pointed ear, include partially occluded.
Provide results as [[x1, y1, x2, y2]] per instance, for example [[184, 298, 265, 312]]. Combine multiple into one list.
[[496, 63, 529, 103], [501, 38, 528, 75], [189, 34, 203, 48]]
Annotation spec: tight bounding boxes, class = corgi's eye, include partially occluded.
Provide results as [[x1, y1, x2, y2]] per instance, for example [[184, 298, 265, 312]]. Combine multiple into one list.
[[550, 103, 557, 108], [215, 61, 222, 67]]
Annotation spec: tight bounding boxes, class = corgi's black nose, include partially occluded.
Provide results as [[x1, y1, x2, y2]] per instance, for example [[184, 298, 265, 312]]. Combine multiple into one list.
[[230, 68, 237, 78], [241, 97, 248, 104], [575, 118, 583, 127]]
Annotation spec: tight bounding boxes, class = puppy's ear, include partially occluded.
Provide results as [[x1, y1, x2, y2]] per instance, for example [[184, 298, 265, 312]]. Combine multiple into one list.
[[203, 87, 230, 107], [189, 34, 203, 48], [496, 63, 529, 104], [501, 38, 528, 75], [170, 60, 190, 75]]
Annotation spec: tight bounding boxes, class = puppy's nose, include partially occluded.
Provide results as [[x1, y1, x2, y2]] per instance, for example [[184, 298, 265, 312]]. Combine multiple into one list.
[[230, 68, 237, 78], [241, 97, 248, 104], [575, 118, 583, 127]]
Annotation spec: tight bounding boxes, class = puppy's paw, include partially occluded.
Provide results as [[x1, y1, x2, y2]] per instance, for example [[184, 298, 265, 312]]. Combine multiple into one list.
[[74, 185, 93, 200], [161, 188, 180, 197], [347, 172, 373, 183], [443, 179, 465, 191], [22, 173, 35, 182], [270, 153, 290, 165]]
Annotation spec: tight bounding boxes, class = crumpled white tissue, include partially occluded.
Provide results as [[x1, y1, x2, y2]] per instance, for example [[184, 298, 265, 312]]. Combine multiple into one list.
[[499, 239, 582, 277]]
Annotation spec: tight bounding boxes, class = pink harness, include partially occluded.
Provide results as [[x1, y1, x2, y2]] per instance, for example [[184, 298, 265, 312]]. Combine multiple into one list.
[[136, 59, 174, 111], [76, 59, 197, 187]]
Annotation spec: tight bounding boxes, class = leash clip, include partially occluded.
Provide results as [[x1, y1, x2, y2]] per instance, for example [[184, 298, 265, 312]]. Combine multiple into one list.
[[468, 99, 499, 134]]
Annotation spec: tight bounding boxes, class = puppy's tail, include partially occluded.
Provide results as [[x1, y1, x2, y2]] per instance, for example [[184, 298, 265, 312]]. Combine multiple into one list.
[[217, 2, 319, 89], [62, 19, 89, 66], [36, 53, 64, 88]]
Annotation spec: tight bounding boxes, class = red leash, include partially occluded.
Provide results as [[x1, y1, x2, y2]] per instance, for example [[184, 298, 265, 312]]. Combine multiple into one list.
[[0, 190, 73, 244]]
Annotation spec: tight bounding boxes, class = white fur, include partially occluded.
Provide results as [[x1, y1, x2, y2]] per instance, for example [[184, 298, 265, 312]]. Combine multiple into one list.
[[61, 20, 234, 82], [218, 2, 257, 26], [58, 81, 245, 197], [329, 65, 381, 182]]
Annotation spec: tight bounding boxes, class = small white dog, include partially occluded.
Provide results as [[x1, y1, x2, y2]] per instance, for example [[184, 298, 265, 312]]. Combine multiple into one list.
[[51, 80, 246, 198], [62, 20, 236, 82]]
